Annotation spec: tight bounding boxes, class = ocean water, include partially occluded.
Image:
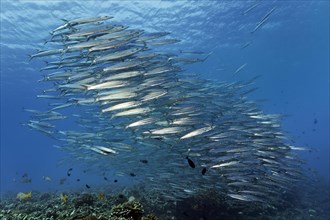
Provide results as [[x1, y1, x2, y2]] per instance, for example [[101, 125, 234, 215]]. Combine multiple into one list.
[[0, 0, 329, 219]]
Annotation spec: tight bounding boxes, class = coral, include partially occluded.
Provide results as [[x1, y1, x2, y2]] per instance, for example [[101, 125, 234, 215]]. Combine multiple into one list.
[[81, 216, 107, 220], [40, 192, 51, 200], [110, 201, 144, 220], [73, 193, 95, 208], [142, 214, 158, 220]]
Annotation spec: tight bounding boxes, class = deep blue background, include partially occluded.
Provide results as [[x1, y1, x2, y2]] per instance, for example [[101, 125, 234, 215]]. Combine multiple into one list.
[[1, 0, 329, 194]]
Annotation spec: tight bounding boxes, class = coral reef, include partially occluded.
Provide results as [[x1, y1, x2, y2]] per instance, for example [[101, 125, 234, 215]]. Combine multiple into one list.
[[0, 184, 329, 220]]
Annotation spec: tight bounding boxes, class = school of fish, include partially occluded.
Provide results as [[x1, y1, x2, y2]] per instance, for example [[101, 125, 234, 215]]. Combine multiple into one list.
[[26, 15, 304, 206]]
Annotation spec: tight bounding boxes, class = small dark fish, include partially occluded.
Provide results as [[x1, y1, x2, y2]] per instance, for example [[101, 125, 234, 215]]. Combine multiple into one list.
[[241, 41, 252, 49], [186, 156, 195, 168], [314, 119, 318, 124], [251, 7, 276, 33], [242, 3, 260, 15], [76, 178, 80, 182], [67, 168, 73, 176], [20, 178, 32, 183], [130, 173, 136, 177], [22, 173, 29, 178], [202, 168, 207, 175], [104, 176, 108, 181], [140, 159, 148, 164], [114, 179, 118, 183], [86, 184, 91, 189], [118, 194, 124, 199], [59, 178, 66, 185]]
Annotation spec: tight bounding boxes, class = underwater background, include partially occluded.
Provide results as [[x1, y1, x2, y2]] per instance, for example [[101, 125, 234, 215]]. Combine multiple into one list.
[[0, 1, 329, 219]]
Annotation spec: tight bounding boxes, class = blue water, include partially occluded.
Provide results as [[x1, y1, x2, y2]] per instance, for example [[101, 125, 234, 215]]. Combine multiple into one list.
[[0, 0, 329, 196]]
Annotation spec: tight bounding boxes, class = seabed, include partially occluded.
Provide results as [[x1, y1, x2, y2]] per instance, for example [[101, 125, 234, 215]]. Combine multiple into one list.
[[0, 180, 329, 220]]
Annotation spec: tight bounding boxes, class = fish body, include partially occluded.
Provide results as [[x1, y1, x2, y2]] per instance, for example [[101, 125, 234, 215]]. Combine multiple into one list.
[[86, 80, 129, 90], [180, 126, 214, 139], [102, 70, 145, 80], [210, 161, 239, 169], [96, 91, 137, 101], [52, 16, 113, 33], [93, 146, 118, 155], [233, 63, 247, 75], [148, 126, 186, 135], [102, 101, 142, 112], [186, 157, 196, 168], [42, 176, 52, 181], [113, 107, 152, 117], [126, 117, 157, 128], [29, 49, 65, 60], [92, 47, 144, 63], [251, 7, 276, 33]]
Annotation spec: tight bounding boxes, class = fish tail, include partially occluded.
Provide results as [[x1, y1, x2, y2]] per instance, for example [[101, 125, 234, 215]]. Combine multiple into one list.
[[81, 84, 89, 90], [28, 54, 33, 61], [61, 18, 69, 23]]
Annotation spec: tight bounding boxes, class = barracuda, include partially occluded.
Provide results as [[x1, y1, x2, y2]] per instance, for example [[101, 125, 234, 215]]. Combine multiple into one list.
[[26, 15, 305, 208]]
